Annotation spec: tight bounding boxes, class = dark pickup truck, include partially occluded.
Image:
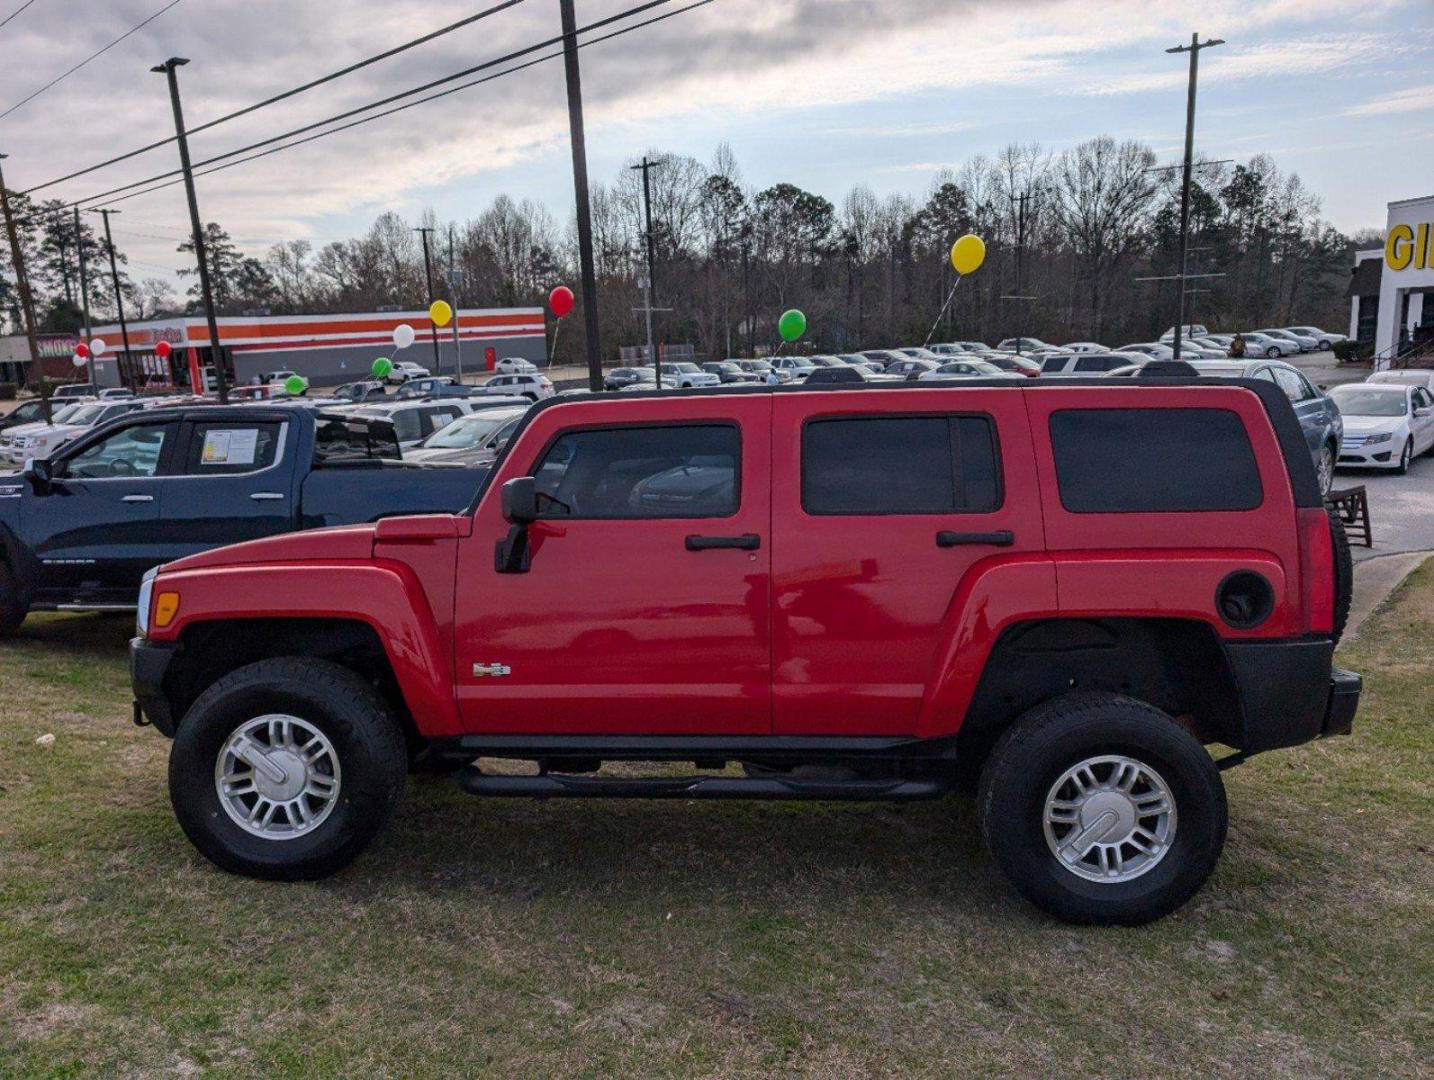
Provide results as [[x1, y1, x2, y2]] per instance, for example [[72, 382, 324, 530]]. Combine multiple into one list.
[[0, 404, 485, 630]]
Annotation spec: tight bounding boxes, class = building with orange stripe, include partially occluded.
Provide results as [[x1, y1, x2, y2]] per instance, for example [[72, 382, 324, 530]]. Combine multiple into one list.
[[86, 306, 548, 390]]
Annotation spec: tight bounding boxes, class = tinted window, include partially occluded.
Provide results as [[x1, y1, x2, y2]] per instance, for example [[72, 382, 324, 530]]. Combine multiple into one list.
[[314, 416, 401, 461], [1041, 356, 1070, 372], [1074, 355, 1119, 372], [532, 424, 739, 519], [1273, 368, 1312, 402], [802, 415, 1000, 515], [65, 422, 174, 479], [1050, 409, 1262, 512], [185, 422, 283, 475]]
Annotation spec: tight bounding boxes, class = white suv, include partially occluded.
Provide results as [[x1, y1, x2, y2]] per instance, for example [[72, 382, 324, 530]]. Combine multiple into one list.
[[483, 372, 555, 401], [389, 361, 431, 384]]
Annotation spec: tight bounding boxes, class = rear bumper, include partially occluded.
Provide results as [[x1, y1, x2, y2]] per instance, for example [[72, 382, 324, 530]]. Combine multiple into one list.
[[129, 636, 179, 737], [1223, 639, 1361, 752]]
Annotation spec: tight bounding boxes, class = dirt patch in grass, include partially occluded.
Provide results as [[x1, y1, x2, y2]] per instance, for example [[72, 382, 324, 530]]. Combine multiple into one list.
[[1, 588, 1432, 1077]]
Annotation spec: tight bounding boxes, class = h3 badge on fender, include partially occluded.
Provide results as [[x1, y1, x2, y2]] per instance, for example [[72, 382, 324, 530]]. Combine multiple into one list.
[[472, 662, 511, 678]]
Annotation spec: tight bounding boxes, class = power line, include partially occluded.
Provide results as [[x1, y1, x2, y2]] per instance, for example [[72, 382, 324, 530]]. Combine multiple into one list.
[[58, 0, 682, 208], [79, 0, 715, 211], [18, 0, 525, 192], [0, 0, 186, 123], [0, 0, 41, 33]]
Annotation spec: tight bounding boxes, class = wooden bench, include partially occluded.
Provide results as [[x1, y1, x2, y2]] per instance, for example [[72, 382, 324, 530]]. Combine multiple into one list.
[[1326, 486, 1372, 547]]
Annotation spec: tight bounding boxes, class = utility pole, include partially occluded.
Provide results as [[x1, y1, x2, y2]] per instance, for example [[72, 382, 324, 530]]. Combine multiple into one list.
[[72, 207, 95, 391], [446, 224, 464, 384], [1166, 32, 1224, 360], [414, 225, 442, 370], [93, 209, 134, 390], [153, 58, 228, 402], [1000, 190, 1040, 356], [560, 0, 603, 392], [630, 155, 663, 386], [0, 152, 45, 416]]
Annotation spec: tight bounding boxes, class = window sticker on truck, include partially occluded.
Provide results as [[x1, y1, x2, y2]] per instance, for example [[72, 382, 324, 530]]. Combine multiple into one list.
[[201, 429, 259, 466]]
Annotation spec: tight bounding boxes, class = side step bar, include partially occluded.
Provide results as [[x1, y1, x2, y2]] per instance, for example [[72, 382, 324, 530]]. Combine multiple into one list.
[[457, 768, 952, 802]]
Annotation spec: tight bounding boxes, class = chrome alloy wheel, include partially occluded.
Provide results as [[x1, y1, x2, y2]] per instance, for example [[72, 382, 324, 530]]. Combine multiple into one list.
[[1317, 445, 1335, 495], [1042, 755, 1177, 883], [215, 714, 341, 840]]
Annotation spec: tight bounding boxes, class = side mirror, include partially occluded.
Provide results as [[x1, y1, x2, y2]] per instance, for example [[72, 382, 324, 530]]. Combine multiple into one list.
[[23, 457, 53, 494], [500, 476, 538, 524]]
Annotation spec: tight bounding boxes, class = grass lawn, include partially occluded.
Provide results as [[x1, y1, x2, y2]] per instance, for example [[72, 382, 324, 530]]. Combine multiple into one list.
[[1, 571, 1431, 1079]]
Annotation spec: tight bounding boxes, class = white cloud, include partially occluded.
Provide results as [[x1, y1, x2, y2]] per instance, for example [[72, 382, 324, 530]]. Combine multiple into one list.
[[1342, 83, 1434, 116]]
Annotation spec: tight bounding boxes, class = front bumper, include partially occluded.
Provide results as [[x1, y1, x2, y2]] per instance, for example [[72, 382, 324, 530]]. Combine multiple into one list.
[[129, 636, 179, 737], [1338, 441, 1397, 466], [1224, 639, 1361, 752]]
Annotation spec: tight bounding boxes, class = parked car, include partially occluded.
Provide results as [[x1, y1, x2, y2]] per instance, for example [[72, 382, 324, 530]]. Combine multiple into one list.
[[974, 353, 1042, 378], [1366, 370, 1434, 393], [133, 378, 1359, 927], [495, 357, 538, 375], [395, 377, 474, 400], [882, 358, 942, 379], [1257, 329, 1318, 353], [0, 399, 54, 435], [348, 399, 478, 449], [928, 343, 974, 356], [603, 367, 657, 391], [261, 370, 303, 389], [895, 347, 943, 361], [332, 380, 389, 404], [769, 357, 815, 379], [0, 399, 148, 465], [51, 384, 97, 402], [995, 337, 1048, 353], [98, 388, 136, 400], [736, 360, 788, 382], [954, 340, 992, 352], [700, 361, 762, 384], [483, 372, 555, 400], [1239, 332, 1297, 359], [1116, 343, 1176, 361], [1330, 383, 1434, 474], [858, 350, 908, 370], [1159, 324, 1209, 341], [0, 406, 485, 625], [1286, 326, 1346, 351], [388, 361, 431, 384], [405, 405, 530, 466], [918, 359, 1011, 380], [1063, 342, 1109, 354], [1040, 353, 1133, 376], [801, 365, 894, 386]]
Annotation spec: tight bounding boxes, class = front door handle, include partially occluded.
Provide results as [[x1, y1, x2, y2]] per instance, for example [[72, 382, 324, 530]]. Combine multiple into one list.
[[685, 533, 760, 551], [936, 529, 1014, 547], [250, 492, 285, 501], [121, 494, 154, 503]]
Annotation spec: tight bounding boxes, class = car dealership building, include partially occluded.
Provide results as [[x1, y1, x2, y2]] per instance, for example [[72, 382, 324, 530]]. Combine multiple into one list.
[[84, 306, 548, 390], [1348, 193, 1434, 367]]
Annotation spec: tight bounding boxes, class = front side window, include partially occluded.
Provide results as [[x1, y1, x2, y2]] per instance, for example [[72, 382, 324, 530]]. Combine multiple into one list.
[[802, 415, 1000, 515], [66, 422, 174, 479], [185, 422, 283, 475], [1273, 367, 1312, 402], [531, 424, 739, 519]]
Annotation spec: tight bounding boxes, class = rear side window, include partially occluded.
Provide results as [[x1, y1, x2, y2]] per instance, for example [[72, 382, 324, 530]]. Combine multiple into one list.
[[802, 415, 1000, 514], [1049, 409, 1262, 512], [185, 422, 283, 475], [532, 423, 739, 519]]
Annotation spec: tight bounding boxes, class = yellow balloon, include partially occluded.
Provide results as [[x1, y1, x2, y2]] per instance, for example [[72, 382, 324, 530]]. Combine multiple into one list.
[[950, 234, 986, 276], [428, 299, 453, 327]]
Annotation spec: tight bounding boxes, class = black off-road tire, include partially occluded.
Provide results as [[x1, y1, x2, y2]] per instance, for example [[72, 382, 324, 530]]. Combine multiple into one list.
[[0, 560, 27, 635], [169, 657, 407, 881], [978, 692, 1227, 926], [1328, 506, 1353, 643]]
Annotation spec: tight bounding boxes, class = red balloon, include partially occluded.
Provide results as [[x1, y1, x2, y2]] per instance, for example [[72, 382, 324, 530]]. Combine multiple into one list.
[[75, 342, 90, 359], [549, 285, 574, 319], [155, 340, 172, 359]]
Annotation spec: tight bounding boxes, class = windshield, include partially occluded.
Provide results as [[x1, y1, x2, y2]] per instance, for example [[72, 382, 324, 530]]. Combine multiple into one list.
[[1332, 389, 1407, 417], [63, 404, 107, 425], [420, 410, 521, 449], [49, 404, 85, 423]]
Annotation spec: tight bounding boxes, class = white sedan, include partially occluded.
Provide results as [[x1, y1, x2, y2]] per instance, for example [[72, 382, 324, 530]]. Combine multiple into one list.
[[1330, 383, 1434, 474], [495, 357, 539, 375]]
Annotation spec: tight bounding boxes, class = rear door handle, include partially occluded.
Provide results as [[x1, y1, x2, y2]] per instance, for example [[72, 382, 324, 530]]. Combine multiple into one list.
[[121, 494, 154, 503], [936, 529, 1014, 547], [250, 492, 285, 501], [685, 533, 760, 551]]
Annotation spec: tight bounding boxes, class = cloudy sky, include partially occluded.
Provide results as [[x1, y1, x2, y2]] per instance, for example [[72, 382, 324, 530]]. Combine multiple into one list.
[[0, 0, 1430, 287]]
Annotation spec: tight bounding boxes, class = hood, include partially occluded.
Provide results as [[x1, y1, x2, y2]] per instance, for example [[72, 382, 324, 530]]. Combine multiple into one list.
[[162, 523, 380, 574], [1340, 414, 1405, 435], [1, 420, 58, 439]]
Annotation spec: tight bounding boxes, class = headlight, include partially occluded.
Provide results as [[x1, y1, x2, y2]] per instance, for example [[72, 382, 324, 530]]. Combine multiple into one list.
[[136, 567, 158, 636], [1363, 432, 1393, 445]]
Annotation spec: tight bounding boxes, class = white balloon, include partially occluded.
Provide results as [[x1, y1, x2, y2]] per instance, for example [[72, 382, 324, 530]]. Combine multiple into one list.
[[71, 353, 88, 368], [393, 323, 416, 350], [90, 338, 108, 356]]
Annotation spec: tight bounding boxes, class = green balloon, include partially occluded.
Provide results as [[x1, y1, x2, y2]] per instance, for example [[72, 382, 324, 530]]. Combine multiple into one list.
[[283, 375, 307, 396], [778, 309, 806, 342], [371, 357, 393, 378]]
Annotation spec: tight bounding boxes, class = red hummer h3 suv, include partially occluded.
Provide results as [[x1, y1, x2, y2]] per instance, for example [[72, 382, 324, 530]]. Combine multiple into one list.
[[131, 378, 1360, 924]]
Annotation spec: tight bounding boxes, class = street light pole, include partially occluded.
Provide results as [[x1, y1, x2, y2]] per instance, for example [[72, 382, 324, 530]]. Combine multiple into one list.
[[153, 57, 228, 402], [72, 206, 95, 391], [1165, 32, 1224, 360], [559, 0, 603, 392], [630, 155, 663, 386], [94, 209, 135, 390], [414, 225, 442, 371], [0, 152, 46, 416]]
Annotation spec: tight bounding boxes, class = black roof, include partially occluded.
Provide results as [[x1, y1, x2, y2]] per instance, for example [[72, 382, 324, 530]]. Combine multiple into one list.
[[1347, 257, 1382, 299]]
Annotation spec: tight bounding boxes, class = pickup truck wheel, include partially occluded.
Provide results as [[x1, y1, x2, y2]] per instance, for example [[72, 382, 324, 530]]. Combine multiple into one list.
[[168, 658, 407, 881], [978, 693, 1227, 926], [0, 561, 27, 635]]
